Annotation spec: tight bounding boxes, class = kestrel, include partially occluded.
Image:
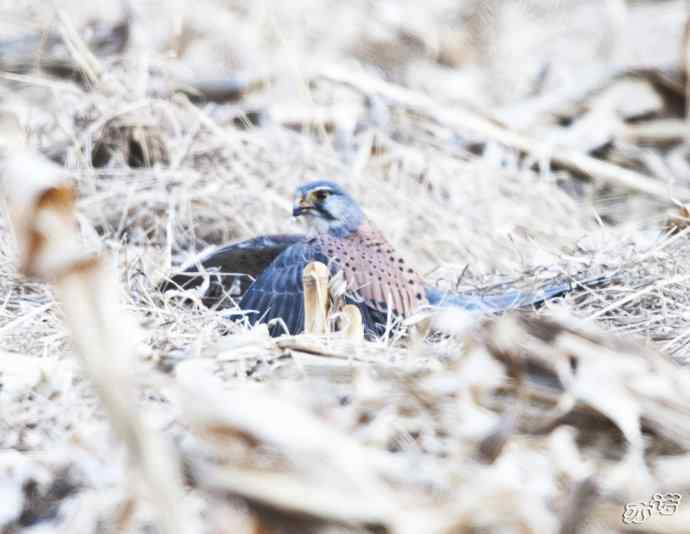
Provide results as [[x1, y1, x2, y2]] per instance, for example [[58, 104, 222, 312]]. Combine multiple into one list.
[[163, 180, 586, 336]]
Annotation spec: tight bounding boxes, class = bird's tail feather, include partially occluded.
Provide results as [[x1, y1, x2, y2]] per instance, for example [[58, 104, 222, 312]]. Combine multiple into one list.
[[425, 275, 609, 313]]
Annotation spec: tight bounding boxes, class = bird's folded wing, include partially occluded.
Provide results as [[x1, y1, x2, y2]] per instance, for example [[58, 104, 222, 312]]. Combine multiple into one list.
[[238, 240, 327, 335]]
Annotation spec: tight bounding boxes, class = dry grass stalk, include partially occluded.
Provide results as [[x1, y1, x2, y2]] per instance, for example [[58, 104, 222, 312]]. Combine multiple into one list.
[[303, 261, 330, 335], [340, 303, 364, 343], [0, 115, 187, 534], [56, 10, 103, 86]]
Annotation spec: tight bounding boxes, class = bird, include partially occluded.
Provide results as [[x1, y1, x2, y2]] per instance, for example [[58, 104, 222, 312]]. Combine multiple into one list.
[[161, 180, 597, 337]]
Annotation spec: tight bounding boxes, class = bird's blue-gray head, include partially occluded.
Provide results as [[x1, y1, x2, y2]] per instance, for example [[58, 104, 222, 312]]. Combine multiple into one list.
[[292, 180, 364, 237]]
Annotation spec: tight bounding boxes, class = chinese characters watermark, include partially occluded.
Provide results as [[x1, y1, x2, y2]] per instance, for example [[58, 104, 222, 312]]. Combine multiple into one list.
[[622, 493, 682, 524]]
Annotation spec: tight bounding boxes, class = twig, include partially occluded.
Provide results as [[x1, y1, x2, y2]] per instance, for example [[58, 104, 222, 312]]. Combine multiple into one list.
[[56, 10, 103, 86]]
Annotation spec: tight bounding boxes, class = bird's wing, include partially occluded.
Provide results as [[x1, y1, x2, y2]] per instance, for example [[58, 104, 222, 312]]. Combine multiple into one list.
[[238, 239, 328, 335], [319, 224, 428, 319], [159, 234, 305, 306]]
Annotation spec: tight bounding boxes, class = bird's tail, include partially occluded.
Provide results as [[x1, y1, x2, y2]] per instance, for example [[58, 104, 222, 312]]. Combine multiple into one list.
[[425, 275, 610, 313]]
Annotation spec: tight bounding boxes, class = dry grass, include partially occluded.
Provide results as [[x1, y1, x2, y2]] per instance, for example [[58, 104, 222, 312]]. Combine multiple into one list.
[[2, 1, 690, 533]]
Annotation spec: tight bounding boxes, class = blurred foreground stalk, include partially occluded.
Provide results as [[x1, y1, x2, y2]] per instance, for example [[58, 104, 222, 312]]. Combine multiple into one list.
[[0, 112, 188, 534]]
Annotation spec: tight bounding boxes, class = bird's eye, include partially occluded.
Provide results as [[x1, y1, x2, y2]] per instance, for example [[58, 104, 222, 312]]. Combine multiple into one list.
[[314, 190, 329, 201]]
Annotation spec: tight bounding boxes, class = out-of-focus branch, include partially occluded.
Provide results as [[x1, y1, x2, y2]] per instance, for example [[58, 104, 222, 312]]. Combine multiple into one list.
[[320, 66, 683, 201], [0, 112, 188, 534]]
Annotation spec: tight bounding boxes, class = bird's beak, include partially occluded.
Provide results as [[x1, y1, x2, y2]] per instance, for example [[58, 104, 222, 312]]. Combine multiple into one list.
[[292, 196, 313, 217]]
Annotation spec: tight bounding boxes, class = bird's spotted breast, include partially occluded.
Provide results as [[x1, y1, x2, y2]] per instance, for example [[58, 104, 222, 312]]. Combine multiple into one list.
[[318, 223, 427, 318]]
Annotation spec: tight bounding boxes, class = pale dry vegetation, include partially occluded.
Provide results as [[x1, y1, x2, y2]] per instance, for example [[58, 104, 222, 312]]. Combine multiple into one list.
[[2, 1, 690, 533]]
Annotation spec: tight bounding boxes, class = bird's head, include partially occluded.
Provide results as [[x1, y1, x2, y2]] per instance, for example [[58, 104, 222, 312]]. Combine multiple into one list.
[[292, 180, 363, 237]]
